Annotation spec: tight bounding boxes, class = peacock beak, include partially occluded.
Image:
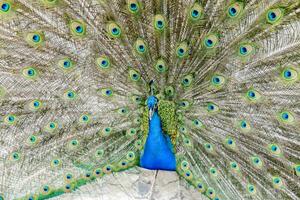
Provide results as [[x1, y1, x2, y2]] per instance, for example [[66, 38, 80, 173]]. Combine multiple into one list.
[[149, 107, 154, 121]]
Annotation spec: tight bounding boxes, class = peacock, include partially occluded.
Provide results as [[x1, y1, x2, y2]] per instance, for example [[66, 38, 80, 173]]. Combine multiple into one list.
[[0, 0, 300, 199]]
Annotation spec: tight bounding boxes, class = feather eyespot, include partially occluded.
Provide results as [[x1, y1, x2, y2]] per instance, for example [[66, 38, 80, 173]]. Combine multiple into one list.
[[70, 21, 86, 37], [10, 152, 20, 161], [268, 144, 281, 156], [238, 43, 254, 57], [206, 188, 216, 199], [29, 100, 42, 111], [22, 67, 38, 79], [58, 58, 74, 70], [135, 39, 147, 54], [176, 42, 188, 58], [251, 156, 263, 169], [27, 135, 38, 146], [207, 102, 219, 113], [247, 184, 256, 194], [96, 56, 110, 70], [246, 89, 261, 102], [281, 68, 298, 82], [107, 22, 122, 38], [227, 3, 243, 18], [181, 74, 193, 87], [211, 74, 225, 88], [101, 88, 113, 97], [129, 69, 141, 81], [41, 185, 51, 194], [155, 59, 168, 73], [1, 2, 10, 12], [189, 3, 203, 21], [94, 168, 102, 176], [195, 180, 206, 193], [203, 34, 219, 48], [154, 15, 166, 31], [26, 32, 44, 47], [4, 114, 16, 125], [127, 0, 140, 14], [267, 9, 283, 24], [278, 111, 295, 124], [272, 176, 284, 189]]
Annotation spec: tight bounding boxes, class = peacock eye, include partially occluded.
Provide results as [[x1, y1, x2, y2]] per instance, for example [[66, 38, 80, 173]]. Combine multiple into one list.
[[126, 151, 135, 161], [241, 120, 248, 128], [181, 74, 193, 87], [118, 107, 129, 115], [154, 15, 166, 31], [272, 176, 283, 189], [22, 67, 38, 79], [127, 128, 137, 136], [268, 143, 281, 156], [238, 43, 254, 57], [94, 168, 102, 175], [180, 160, 190, 170], [95, 149, 104, 158], [80, 114, 90, 123], [207, 102, 219, 113], [176, 42, 188, 58], [206, 188, 215, 198], [70, 21, 86, 36], [129, 69, 141, 81], [193, 119, 203, 128], [251, 156, 263, 169], [281, 68, 298, 82], [178, 100, 190, 109], [278, 111, 295, 124], [1, 2, 11, 12], [205, 143, 212, 150], [210, 167, 217, 176], [28, 135, 37, 144], [189, 3, 203, 21], [58, 58, 74, 71], [211, 74, 225, 88], [225, 137, 236, 149], [267, 8, 283, 24], [96, 56, 111, 70], [230, 161, 238, 169], [101, 88, 113, 97], [227, 3, 243, 18], [102, 127, 112, 136], [107, 22, 122, 38], [43, 186, 49, 192], [135, 39, 147, 54], [32, 34, 40, 42], [65, 90, 77, 100], [85, 172, 91, 178], [183, 169, 193, 179], [127, 0, 140, 14], [246, 89, 261, 102], [4, 114, 17, 125], [10, 152, 20, 161], [155, 59, 168, 73], [30, 100, 42, 111], [196, 180, 206, 192], [130, 3, 137, 11], [247, 184, 256, 194], [203, 34, 219, 48], [26, 32, 44, 47], [63, 60, 70, 67]]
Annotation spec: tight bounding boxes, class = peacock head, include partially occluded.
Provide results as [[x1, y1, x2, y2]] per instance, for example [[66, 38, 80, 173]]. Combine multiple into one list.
[[147, 95, 158, 120]]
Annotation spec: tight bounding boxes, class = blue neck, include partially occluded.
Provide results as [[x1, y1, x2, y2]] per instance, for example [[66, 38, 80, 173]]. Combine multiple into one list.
[[140, 110, 176, 171]]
